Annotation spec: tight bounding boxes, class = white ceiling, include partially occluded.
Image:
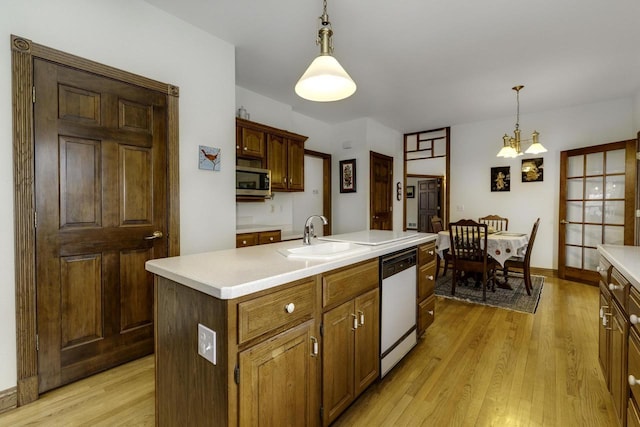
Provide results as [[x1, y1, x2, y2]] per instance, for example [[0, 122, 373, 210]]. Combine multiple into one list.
[[145, 0, 640, 133]]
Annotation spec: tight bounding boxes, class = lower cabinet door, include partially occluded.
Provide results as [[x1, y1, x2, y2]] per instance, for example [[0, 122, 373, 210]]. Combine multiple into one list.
[[322, 300, 356, 425], [354, 288, 380, 396], [629, 399, 640, 427], [610, 302, 628, 426], [239, 320, 317, 426], [598, 286, 611, 387]]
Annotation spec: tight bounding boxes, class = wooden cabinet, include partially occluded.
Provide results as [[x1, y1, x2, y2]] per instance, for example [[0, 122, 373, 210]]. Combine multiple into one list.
[[239, 320, 317, 426], [267, 133, 305, 192], [236, 229, 281, 248], [236, 119, 265, 160], [321, 260, 379, 426], [417, 241, 437, 336], [598, 252, 633, 427], [236, 118, 308, 192]]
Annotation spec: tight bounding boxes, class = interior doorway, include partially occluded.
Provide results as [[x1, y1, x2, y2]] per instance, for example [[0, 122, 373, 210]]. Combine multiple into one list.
[[292, 149, 332, 236], [11, 35, 180, 405], [370, 151, 393, 230], [406, 176, 443, 232]]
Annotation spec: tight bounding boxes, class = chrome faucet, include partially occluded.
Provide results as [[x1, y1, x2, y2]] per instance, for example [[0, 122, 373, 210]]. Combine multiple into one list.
[[303, 215, 328, 245]]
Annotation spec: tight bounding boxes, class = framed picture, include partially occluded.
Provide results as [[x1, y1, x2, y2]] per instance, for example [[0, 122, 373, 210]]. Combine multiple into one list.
[[406, 185, 415, 198], [339, 159, 356, 193], [522, 157, 544, 182], [490, 166, 510, 192], [199, 145, 221, 171]]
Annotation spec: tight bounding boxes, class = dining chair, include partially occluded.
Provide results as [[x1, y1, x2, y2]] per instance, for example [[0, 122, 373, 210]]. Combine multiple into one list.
[[503, 218, 540, 295], [430, 216, 452, 279], [448, 219, 499, 301], [478, 214, 509, 232]]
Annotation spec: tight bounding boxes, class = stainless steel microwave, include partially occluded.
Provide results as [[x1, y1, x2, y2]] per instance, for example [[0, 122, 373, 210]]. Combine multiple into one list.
[[236, 166, 271, 197]]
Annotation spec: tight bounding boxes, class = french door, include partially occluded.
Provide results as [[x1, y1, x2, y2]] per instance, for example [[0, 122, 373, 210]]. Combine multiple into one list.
[[558, 140, 637, 284]]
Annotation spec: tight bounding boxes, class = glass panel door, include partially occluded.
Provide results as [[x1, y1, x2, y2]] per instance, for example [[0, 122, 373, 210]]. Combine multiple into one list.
[[559, 140, 636, 284]]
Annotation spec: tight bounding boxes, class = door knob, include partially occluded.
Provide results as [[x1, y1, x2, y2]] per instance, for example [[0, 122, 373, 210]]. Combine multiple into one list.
[[144, 231, 163, 240]]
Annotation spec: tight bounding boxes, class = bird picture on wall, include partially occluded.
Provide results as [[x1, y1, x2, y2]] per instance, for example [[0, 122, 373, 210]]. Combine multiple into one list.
[[199, 145, 221, 171]]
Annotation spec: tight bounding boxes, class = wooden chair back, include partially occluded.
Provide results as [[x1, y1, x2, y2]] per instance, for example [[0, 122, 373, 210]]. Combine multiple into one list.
[[430, 216, 444, 233], [523, 218, 541, 264], [478, 214, 509, 231], [448, 219, 488, 265]]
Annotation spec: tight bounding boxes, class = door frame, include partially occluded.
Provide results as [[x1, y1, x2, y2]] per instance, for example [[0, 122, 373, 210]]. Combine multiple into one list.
[[304, 149, 332, 235], [369, 151, 394, 230], [406, 174, 444, 231], [11, 35, 180, 406]]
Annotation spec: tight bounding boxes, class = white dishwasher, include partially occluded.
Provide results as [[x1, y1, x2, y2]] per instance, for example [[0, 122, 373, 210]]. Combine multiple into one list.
[[380, 248, 417, 377]]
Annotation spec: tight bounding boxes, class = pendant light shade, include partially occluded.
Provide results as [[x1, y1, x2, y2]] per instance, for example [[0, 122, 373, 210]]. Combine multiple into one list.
[[295, 0, 356, 102], [295, 55, 356, 102]]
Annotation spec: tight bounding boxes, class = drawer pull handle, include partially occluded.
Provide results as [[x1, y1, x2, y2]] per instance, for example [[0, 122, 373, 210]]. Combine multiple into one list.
[[630, 375, 640, 387], [609, 283, 623, 291], [603, 312, 612, 330], [358, 310, 365, 326], [599, 306, 609, 319], [631, 314, 640, 325], [242, 240, 247, 245], [427, 275, 434, 281], [352, 314, 358, 330], [310, 336, 319, 357], [428, 250, 434, 255], [284, 303, 295, 314], [269, 237, 274, 241], [428, 310, 434, 316]]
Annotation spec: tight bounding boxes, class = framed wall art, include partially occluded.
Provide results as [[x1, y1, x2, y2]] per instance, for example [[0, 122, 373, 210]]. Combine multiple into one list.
[[406, 185, 415, 198], [490, 166, 510, 192], [339, 159, 356, 193], [199, 145, 221, 171], [522, 157, 543, 182]]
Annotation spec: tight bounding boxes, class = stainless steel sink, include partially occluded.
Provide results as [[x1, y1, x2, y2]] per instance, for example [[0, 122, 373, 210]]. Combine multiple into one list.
[[278, 241, 370, 260]]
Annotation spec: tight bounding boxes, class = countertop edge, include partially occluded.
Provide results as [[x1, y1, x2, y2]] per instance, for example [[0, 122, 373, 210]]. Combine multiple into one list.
[[598, 244, 640, 289], [147, 233, 436, 300]]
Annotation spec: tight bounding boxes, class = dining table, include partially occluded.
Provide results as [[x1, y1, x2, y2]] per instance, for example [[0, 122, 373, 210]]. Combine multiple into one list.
[[435, 229, 529, 268]]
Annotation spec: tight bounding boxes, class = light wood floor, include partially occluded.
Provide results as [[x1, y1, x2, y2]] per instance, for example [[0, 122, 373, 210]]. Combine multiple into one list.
[[0, 276, 618, 426]]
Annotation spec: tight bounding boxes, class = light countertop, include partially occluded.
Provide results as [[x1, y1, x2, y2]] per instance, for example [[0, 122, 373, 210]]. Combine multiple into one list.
[[598, 244, 640, 289], [147, 231, 436, 300]]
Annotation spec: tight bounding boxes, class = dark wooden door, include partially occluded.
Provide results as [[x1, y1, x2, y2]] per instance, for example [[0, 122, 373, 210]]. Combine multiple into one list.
[[370, 152, 393, 230], [34, 59, 168, 392], [417, 179, 440, 232], [558, 140, 636, 284]]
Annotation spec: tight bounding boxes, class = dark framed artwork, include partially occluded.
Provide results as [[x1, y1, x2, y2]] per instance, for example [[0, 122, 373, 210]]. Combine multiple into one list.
[[339, 159, 356, 193], [522, 157, 544, 182], [490, 166, 510, 192], [406, 185, 415, 198]]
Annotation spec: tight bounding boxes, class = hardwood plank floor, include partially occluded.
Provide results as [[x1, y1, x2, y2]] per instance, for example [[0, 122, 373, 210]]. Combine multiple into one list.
[[0, 277, 618, 426]]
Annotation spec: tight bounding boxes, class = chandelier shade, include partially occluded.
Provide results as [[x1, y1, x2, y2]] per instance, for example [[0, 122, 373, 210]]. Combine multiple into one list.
[[295, 0, 356, 102], [496, 86, 546, 158]]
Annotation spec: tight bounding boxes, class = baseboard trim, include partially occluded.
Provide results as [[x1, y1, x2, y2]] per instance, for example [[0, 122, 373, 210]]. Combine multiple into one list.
[[532, 267, 557, 278], [0, 387, 17, 414]]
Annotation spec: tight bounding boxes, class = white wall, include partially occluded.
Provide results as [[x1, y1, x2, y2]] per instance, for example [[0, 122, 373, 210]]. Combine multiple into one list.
[[449, 98, 635, 270], [634, 90, 640, 133], [0, 0, 236, 391]]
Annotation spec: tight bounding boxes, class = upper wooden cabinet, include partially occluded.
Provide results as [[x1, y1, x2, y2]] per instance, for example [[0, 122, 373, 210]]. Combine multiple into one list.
[[236, 118, 307, 191], [268, 134, 306, 192], [236, 120, 265, 160]]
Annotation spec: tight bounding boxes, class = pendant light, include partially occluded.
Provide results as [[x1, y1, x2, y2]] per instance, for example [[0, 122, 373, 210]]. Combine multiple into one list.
[[295, 0, 356, 102], [497, 85, 547, 158]]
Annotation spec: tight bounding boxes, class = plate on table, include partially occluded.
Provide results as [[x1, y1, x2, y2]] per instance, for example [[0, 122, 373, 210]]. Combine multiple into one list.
[[494, 232, 527, 237]]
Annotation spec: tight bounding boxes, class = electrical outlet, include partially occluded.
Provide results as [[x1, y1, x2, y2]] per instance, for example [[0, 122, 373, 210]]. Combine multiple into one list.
[[198, 323, 216, 365]]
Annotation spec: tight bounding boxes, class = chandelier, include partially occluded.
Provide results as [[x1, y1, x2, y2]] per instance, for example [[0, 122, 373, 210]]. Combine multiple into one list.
[[496, 85, 547, 158], [295, 0, 356, 102]]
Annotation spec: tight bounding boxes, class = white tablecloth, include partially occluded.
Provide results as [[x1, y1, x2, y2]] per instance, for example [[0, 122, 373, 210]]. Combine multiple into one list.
[[435, 230, 529, 267]]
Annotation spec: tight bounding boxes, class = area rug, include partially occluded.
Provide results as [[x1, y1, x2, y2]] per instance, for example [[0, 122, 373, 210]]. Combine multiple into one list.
[[435, 270, 544, 314]]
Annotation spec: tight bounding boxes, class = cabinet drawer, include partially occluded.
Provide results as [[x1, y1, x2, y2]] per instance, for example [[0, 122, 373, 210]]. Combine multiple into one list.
[[238, 279, 315, 345], [598, 256, 611, 284], [419, 242, 436, 266], [258, 230, 281, 245], [631, 287, 640, 333], [323, 259, 379, 309], [610, 268, 630, 312], [418, 295, 435, 333], [418, 261, 436, 300], [236, 233, 258, 248], [630, 328, 640, 408]]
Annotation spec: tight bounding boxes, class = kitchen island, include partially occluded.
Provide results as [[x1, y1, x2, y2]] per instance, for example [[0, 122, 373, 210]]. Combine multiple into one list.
[[146, 231, 436, 426]]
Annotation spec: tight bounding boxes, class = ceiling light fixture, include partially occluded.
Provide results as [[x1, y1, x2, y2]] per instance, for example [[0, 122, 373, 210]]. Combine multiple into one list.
[[295, 0, 356, 102], [497, 85, 547, 158]]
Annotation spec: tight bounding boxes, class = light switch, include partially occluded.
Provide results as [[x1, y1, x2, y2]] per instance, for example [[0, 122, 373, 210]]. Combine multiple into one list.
[[198, 323, 216, 365]]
